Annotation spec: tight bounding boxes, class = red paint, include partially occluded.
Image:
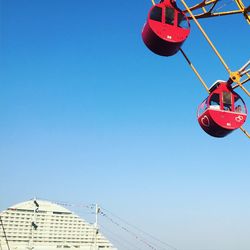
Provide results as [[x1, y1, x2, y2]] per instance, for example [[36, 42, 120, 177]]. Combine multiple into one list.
[[197, 81, 247, 137], [142, 0, 190, 56]]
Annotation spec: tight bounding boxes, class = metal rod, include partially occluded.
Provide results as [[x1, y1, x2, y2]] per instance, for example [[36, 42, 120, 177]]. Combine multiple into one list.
[[181, 0, 232, 75], [233, 81, 250, 96], [235, 0, 250, 23], [185, 0, 218, 12], [231, 60, 250, 95], [94, 204, 99, 250], [241, 77, 250, 85], [241, 69, 250, 75], [193, 10, 243, 19], [240, 126, 250, 138], [232, 76, 250, 88], [239, 60, 250, 74], [180, 48, 210, 93]]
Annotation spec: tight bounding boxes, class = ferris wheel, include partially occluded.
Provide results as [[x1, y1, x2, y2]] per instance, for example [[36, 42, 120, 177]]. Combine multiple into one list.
[[142, 0, 250, 138]]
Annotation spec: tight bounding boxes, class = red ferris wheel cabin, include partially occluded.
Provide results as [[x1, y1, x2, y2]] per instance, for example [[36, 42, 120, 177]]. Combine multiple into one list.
[[142, 0, 190, 56], [197, 81, 248, 137]]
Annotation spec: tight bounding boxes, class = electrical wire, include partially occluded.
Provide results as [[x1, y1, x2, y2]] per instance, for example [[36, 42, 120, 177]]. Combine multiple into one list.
[[43, 200, 178, 250], [100, 206, 178, 250], [100, 211, 158, 250], [99, 223, 144, 250]]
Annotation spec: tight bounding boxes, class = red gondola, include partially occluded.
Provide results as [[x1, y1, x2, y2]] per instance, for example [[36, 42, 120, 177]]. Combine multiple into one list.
[[197, 81, 248, 137], [142, 0, 190, 56]]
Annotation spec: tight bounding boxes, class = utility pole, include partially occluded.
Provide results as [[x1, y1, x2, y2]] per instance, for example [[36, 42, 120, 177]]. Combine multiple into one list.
[[94, 204, 100, 250], [0, 216, 10, 250], [28, 199, 39, 250]]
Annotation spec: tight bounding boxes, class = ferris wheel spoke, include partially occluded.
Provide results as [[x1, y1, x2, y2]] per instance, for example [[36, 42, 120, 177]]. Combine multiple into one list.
[[179, 48, 210, 93], [230, 60, 250, 96], [181, 0, 232, 75], [142, 0, 249, 138], [232, 81, 250, 96], [238, 60, 250, 74], [240, 126, 250, 138]]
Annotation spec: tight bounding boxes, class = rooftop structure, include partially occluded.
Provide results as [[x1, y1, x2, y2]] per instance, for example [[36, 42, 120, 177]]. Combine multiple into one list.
[[0, 199, 117, 250]]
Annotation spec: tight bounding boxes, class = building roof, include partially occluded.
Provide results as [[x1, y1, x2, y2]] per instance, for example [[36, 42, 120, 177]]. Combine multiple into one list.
[[9, 199, 71, 213], [0, 199, 116, 250]]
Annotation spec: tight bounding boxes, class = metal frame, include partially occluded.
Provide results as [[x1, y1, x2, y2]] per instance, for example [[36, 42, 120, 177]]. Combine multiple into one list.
[[182, 0, 250, 138], [184, 0, 250, 23], [150, 0, 250, 138], [151, 0, 250, 24]]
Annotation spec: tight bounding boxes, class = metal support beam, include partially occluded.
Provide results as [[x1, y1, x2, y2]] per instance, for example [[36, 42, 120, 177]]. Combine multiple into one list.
[[180, 49, 210, 93], [240, 126, 250, 138], [235, 0, 250, 23], [181, 0, 232, 75], [230, 60, 250, 96]]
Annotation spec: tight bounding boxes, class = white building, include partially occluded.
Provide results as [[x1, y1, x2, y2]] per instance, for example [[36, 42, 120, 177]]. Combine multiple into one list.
[[0, 199, 117, 250]]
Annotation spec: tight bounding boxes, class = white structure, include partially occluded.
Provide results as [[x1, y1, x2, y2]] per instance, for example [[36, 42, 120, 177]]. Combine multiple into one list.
[[0, 199, 117, 250]]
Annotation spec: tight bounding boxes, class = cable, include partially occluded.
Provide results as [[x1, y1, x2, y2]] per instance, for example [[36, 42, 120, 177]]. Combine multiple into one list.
[[100, 206, 178, 250], [99, 223, 144, 250], [99, 207, 179, 250], [100, 211, 159, 250]]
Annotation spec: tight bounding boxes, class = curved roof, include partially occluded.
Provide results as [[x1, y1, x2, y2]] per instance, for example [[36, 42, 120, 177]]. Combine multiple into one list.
[[0, 199, 116, 249], [9, 199, 71, 213]]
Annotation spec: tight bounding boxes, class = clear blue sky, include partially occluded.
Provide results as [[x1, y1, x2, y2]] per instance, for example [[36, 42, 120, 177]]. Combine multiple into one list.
[[0, 0, 250, 250]]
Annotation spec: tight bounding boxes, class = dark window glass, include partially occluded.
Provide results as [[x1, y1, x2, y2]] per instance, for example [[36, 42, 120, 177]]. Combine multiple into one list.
[[165, 7, 175, 25], [223, 92, 232, 104], [234, 95, 246, 113], [223, 92, 232, 111], [209, 93, 220, 110], [150, 6, 162, 22], [209, 93, 220, 106], [178, 13, 189, 29]]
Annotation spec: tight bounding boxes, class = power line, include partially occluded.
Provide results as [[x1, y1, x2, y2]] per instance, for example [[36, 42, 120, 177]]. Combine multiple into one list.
[[100, 206, 178, 250], [99, 223, 144, 250], [44, 200, 178, 250], [100, 210, 166, 250]]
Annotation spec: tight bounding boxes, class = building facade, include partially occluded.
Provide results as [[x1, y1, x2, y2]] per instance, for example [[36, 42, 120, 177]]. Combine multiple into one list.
[[0, 200, 117, 250]]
